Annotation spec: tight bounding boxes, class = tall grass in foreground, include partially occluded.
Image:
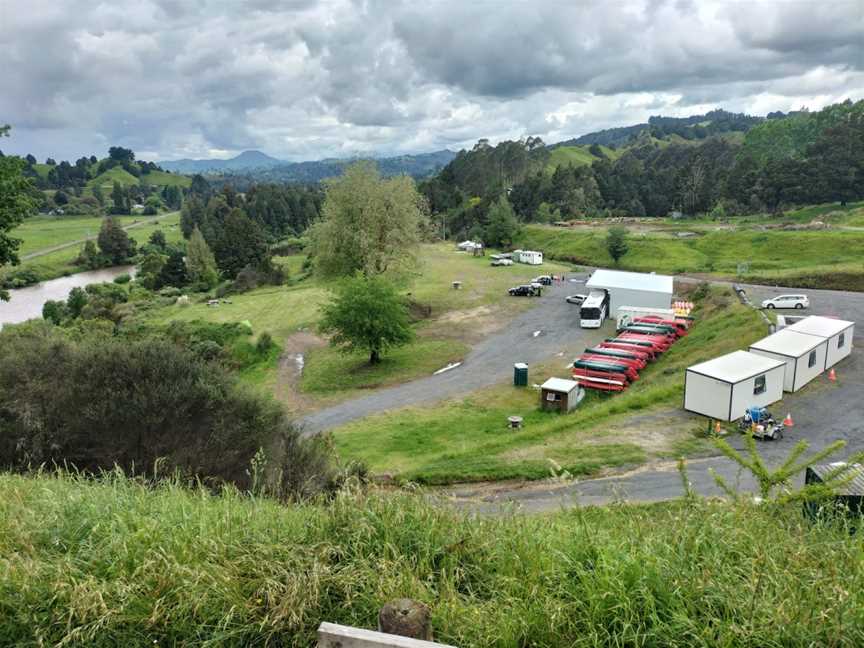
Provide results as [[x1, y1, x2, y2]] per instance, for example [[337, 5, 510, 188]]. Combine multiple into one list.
[[2, 471, 863, 647]]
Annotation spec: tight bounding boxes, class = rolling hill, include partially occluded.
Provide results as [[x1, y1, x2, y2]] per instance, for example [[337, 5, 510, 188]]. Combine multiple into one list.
[[158, 150, 283, 173]]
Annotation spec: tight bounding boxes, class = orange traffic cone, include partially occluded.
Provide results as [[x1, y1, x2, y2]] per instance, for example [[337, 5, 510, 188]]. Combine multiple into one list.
[[829, 368, 837, 382], [783, 412, 794, 427]]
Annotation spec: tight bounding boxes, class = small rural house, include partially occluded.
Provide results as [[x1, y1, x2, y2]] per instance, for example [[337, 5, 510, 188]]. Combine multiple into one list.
[[684, 350, 785, 421], [586, 269, 673, 311], [785, 316, 854, 369], [540, 378, 583, 412], [749, 328, 828, 392], [513, 249, 543, 265], [457, 240, 483, 252]]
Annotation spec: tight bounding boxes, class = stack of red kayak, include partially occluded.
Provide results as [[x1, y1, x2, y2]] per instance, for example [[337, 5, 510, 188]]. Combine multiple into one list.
[[572, 314, 694, 391]]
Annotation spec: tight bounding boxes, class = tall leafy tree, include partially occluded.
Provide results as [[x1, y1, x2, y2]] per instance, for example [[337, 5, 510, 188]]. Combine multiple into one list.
[[606, 226, 629, 265], [0, 125, 37, 300], [211, 208, 269, 278], [319, 273, 414, 365], [484, 194, 521, 248], [156, 249, 189, 288], [186, 225, 219, 287], [97, 216, 135, 264], [180, 195, 207, 238], [309, 161, 424, 280], [110, 181, 129, 215]]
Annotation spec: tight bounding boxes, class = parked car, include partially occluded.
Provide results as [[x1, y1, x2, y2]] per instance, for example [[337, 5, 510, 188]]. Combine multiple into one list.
[[491, 258, 514, 266], [565, 294, 588, 305], [761, 294, 809, 309], [509, 284, 539, 297], [533, 275, 553, 286]]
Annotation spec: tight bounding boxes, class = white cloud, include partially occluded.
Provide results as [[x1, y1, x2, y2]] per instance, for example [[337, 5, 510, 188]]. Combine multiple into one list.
[[0, 0, 860, 161]]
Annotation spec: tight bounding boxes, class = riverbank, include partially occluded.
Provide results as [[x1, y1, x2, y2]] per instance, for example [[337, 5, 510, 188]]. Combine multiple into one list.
[[0, 265, 135, 328], [1, 212, 180, 290]]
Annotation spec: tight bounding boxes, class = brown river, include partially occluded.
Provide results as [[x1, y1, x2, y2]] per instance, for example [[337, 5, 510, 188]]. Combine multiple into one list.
[[0, 266, 135, 328]]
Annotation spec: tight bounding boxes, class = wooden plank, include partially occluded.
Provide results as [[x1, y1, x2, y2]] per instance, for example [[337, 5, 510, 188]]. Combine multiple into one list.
[[317, 622, 457, 648]]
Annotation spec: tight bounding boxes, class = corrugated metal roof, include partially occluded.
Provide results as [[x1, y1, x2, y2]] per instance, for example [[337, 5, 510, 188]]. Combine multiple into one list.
[[586, 269, 674, 294], [809, 464, 864, 496], [787, 316, 854, 338], [750, 329, 826, 357], [541, 378, 580, 393], [687, 350, 785, 383]]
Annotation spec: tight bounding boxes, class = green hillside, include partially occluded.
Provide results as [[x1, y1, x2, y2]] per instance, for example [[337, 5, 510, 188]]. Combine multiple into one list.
[[31, 163, 53, 179], [546, 145, 620, 171], [141, 169, 192, 188], [87, 166, 141, 191]]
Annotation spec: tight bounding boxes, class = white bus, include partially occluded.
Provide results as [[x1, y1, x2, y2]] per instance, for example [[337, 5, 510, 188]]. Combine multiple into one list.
[[580, 290, 610, 328]]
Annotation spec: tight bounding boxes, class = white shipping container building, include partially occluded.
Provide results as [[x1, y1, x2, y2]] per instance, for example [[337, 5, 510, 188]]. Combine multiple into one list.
[[513, 249, 543, 265], [785, 316, 854, 369], [586, 269, 673, 311], [749, 329, 828, 392], [684, 351, 786, 421]]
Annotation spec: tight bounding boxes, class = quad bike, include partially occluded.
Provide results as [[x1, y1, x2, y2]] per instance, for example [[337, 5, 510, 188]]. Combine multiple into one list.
[[739, 406, 785, 441]]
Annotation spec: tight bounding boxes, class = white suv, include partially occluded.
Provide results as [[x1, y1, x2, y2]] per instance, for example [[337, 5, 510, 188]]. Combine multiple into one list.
[[761, 294, 809, 309]]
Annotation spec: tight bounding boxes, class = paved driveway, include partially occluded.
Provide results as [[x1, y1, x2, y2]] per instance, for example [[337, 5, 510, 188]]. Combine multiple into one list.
[[300, 280, 606, 434]]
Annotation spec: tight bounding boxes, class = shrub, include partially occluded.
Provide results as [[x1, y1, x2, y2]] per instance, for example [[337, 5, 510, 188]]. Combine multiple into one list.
[[0, 322, 330, 494], [113, 273, 131, 284], [256, 331, 274, 354]]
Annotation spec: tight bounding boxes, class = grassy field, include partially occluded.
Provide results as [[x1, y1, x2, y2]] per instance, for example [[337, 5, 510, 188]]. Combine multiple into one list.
[[2, 471, 863, 646], [142, 245, 571, 403], [333, 286, 766, 484], [520, 221, 864, 287], [2, 212, 182, 283], [546, 145, 620, 171]]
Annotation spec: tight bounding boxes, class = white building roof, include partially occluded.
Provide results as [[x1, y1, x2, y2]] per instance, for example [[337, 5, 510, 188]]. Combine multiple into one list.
[[750, 329, 826, 357], [541, 377, 580, 393], [786, 315, 854, 338], [688, 350, 785, 384], [586, 269, 673, 294]]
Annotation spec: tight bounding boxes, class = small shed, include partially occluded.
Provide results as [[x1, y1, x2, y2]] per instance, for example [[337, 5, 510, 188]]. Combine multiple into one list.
[[804, 463, 864, 519], [586, 269, 673, 311], [540, 378, 583, 413], [749, 328, 828, 392], [786, 316, 854, 369], [684, 350, 785, 421]]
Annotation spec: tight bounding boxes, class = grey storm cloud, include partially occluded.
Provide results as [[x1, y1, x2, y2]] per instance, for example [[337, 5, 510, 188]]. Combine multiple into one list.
[[0, 0, 861, 161]]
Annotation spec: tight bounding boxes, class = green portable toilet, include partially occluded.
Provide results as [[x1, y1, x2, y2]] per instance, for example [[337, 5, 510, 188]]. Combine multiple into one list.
[[514, 363, 528, 387]]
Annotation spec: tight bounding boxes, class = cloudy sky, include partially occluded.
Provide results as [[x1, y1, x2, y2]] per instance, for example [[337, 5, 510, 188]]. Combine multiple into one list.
[[1, 0, 862, 162]]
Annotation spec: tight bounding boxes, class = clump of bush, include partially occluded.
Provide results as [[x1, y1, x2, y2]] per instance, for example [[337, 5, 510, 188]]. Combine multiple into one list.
[[0, 322, 328, 496]]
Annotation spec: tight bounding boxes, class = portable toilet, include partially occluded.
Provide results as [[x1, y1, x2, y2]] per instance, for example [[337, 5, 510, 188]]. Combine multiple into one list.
[[514, 363, 528, 387]]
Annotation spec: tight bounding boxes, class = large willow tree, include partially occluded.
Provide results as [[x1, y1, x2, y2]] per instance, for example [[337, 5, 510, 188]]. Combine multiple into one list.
[[309, 161, 424, 281]]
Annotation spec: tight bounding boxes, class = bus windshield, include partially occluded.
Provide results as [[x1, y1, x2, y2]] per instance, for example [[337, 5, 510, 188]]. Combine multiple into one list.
[[580, 307, 601, 320]]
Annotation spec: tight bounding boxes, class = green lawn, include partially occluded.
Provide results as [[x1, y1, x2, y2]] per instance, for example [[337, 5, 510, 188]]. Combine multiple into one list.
[[86, 166, 140, 192], [140, 169, 192, 188], [301, 339, 469, 393], [3, 213, 182, 283], [520, 223, 864, 285], [139, 245, 571, 402], [333, 286, 766, 484]]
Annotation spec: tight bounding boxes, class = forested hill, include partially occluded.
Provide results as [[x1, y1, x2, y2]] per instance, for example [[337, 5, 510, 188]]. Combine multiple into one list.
[[418, 99, 864, 243], [161, 149, 456, 185], [556, 109, 769, 148]]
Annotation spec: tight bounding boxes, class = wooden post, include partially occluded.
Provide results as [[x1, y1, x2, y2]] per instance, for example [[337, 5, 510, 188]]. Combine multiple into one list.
[[317, 623, 456, 648]]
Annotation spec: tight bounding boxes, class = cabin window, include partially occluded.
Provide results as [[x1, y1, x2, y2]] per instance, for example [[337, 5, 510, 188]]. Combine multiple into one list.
[[753, 375, 766, 395], [808, 350, 817, 368], [838, 333, 845, 348]]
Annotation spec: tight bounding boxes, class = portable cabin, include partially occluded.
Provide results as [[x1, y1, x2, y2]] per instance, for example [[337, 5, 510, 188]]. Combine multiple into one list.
[[749, 329, 828, 392], [514, 249, 543, 265], [785, 316, 854, 369], [540, 378, 583, 412], [586, 269, 673, 311], [684, 351, 785, 421]]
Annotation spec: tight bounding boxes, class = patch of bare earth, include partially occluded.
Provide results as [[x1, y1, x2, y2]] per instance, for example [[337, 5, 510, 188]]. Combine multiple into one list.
[[422, 305, 507, 344], [274, 331, 327, 416]]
